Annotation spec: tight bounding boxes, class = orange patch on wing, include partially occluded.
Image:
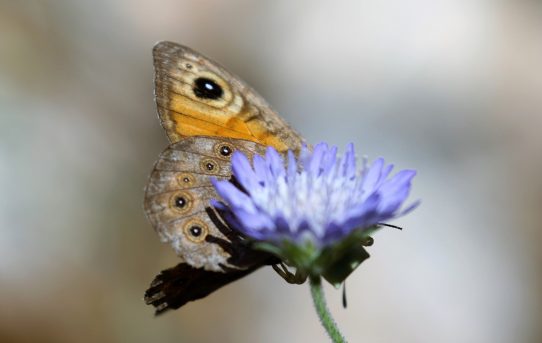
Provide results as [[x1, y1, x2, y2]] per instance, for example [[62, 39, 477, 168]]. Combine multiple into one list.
[[166, 93, 290, 151], [171, 113, 255, 140], [168, 96, 255, 131], [259, 133, 289, 151]]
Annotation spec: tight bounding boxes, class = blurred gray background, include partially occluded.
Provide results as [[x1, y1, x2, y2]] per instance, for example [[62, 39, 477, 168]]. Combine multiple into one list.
[[1, 1, 541, 342]]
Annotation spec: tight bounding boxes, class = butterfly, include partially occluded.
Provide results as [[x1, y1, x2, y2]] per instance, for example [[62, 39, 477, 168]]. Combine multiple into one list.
[[143, 41, 305, 314]]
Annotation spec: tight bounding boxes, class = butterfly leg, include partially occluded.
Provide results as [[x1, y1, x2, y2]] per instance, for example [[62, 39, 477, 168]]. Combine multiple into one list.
[[272, 262, 307, 284]]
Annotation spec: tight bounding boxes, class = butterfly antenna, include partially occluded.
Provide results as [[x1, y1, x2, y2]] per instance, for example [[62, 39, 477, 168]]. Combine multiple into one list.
[[342, 282, 348, 309], [377, 223, 403, 230]]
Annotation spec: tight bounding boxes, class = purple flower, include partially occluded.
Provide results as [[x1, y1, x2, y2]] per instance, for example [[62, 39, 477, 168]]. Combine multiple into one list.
[[212, 143, 418, 283]]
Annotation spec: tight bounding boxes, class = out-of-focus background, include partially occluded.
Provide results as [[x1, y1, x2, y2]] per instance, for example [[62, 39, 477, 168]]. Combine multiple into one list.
[[1, 1, 541, 342]]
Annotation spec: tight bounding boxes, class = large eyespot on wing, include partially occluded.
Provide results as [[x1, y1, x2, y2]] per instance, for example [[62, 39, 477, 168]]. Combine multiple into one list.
[[152, 41, 304, 152], [144, 136, 269, 272]]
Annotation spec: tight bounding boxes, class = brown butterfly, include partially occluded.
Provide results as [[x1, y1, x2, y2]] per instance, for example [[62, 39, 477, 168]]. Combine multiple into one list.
[[144, 41, 305, 314]]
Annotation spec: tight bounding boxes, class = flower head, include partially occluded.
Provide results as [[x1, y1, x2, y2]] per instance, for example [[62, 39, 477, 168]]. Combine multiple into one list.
[[212, 143, 418, 284]]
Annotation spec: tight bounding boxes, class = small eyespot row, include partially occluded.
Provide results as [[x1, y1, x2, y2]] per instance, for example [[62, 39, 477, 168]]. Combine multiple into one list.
[[183, 219, 208, 243], [214, 142, 234, 159], [200, 158, 219, 173], [170, 191, 192, 214], [219, 145, 232, 156], [176, 173, 194, 187]]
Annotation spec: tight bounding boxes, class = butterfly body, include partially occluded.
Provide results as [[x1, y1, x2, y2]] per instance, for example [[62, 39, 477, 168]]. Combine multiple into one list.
[[144, 42, 304, 314]]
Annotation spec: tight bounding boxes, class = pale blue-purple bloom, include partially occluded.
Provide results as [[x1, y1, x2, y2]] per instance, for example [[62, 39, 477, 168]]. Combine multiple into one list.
[[212, 143, 418, 247]]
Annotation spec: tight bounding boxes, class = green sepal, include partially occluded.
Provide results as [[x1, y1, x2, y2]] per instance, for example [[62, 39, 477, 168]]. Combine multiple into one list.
[[252, 226, 383, 287], [252, 239, 319, 270], [321, 244, 370, 287], [315, 226, 381, 287]]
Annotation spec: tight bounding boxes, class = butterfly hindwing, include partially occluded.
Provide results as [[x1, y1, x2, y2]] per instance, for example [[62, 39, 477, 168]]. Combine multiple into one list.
[[144, 136, 269, 271]]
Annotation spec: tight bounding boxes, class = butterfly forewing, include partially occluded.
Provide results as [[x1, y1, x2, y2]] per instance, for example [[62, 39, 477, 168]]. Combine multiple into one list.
[[153, 41, 304, 152]]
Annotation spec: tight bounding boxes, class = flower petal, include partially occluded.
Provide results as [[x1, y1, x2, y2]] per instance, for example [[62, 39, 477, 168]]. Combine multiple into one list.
[[265, 146, 285, 179], [212, 142, 417, 255], [212, 179, 257, 213], [308, 142, 328, 176], [231, 152, 260, 191]]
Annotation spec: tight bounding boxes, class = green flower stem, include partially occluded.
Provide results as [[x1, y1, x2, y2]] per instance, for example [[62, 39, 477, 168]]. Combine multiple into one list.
[[309, 276, 347, 343]]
